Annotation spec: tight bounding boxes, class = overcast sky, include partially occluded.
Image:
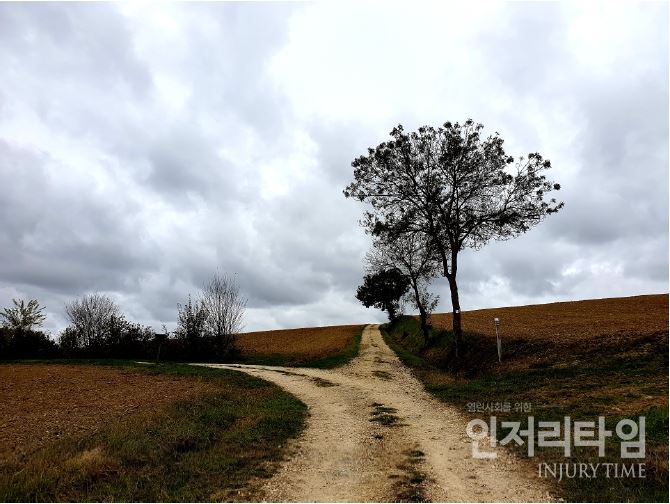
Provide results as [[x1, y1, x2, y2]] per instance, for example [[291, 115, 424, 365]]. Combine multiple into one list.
[[0, 1, 667, 335]]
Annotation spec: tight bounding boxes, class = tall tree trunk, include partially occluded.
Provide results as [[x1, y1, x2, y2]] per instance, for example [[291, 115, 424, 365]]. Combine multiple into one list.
[[418, 304, 429, 342], [446, 273, 462, 357], [410, 279, 429, 341], [439, 243, 462, 357], [386, 303, 397, 322]]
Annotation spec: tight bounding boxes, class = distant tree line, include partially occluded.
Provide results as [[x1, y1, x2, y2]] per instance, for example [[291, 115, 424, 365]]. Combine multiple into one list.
[[0, 272, 246, 362]]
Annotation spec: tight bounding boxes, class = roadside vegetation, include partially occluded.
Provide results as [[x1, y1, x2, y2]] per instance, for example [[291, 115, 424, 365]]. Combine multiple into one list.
[[1, 275, 362, 369], [0, 361, 306, 502], [382, 294, 669, 502], [0, 272, 247, 364]]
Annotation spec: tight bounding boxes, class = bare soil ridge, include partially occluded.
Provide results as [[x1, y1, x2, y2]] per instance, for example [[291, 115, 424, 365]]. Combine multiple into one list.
[[200, 325, 552, 502]]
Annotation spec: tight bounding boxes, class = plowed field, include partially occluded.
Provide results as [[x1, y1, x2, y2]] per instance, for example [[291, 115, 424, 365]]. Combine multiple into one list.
[[237, 324, 362, 359], [430, 294, 668, 345], [0, 364, 221, 462]]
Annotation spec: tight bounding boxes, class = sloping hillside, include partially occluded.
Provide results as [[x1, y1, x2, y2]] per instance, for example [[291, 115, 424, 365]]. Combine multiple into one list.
[[424, 294, 668, 375], [236, 324, 364, 367], [431, 293, 667, 345], [383, 294, 669, 502]]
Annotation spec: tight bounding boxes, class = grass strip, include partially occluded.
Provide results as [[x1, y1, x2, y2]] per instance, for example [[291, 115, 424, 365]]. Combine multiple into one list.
[[0, 361, 306, 502]]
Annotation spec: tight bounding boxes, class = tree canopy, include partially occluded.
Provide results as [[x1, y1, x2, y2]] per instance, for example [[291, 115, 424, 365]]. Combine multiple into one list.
[[0, 298, 46, 332], [345, 119, 563, 353], [355, 268, 409, 322]]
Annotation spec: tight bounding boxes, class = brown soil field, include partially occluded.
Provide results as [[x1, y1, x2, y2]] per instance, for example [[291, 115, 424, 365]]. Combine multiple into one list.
[[236, 324, 362, 358], [430, 293, 668, 345], [0, 364, 222, 463], [422, 294, 669, 378]]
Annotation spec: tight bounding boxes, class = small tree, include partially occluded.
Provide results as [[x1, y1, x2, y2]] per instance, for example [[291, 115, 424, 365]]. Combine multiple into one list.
[[1, 299, 46, 331], [0, 298, 52, 360], [64, 294, 120, 350], [202, 273, 247, 359], [356, 268, 409, 322], [105, 317, 153, 358], [175, 295, 208, 357], [345, 120, 563, 355], [104, 314, 129, 351], [58, 327, 80, 356], [366, 231, 439, 340]]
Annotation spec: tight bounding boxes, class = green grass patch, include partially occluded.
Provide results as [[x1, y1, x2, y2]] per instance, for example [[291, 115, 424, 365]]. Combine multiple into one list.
[[394, 449, 428, 502], [370, 403, 402, 426], [0, 361, 307, 502]]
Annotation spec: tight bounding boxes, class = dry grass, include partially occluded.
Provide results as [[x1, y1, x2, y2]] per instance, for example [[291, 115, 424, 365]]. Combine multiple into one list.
[[237, 324, 362, 359]]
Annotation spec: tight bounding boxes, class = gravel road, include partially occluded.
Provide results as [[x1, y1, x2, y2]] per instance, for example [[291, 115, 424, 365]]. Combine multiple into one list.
[[198, 324, 552, 502]]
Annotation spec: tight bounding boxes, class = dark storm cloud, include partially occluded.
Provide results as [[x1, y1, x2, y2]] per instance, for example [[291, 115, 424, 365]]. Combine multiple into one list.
[[0, 2, 666, 333]]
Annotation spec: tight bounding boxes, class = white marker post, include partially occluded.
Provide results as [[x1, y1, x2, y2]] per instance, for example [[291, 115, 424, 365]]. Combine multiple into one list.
[[494, 318, 502, 362]]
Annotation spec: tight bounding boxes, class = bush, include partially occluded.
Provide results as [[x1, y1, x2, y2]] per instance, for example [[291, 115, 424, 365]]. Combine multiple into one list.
[[59, 316, 156, 360], [0, 327, 60, 360]]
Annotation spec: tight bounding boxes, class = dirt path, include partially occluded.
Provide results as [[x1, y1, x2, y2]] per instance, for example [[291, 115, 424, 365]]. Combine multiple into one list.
[[198, 325, 551, 502]]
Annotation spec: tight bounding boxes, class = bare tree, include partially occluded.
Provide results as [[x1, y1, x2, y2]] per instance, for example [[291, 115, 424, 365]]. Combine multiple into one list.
[[345, 120, 563, 356], [366, 231, 439, 340], [64, 293, 120, 349], [202, 272, 247, 358], [1, 299, 46, 331]]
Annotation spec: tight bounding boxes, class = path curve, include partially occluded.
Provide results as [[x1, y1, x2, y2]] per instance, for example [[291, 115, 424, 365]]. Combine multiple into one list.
[[198, 324, 551, 502]]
